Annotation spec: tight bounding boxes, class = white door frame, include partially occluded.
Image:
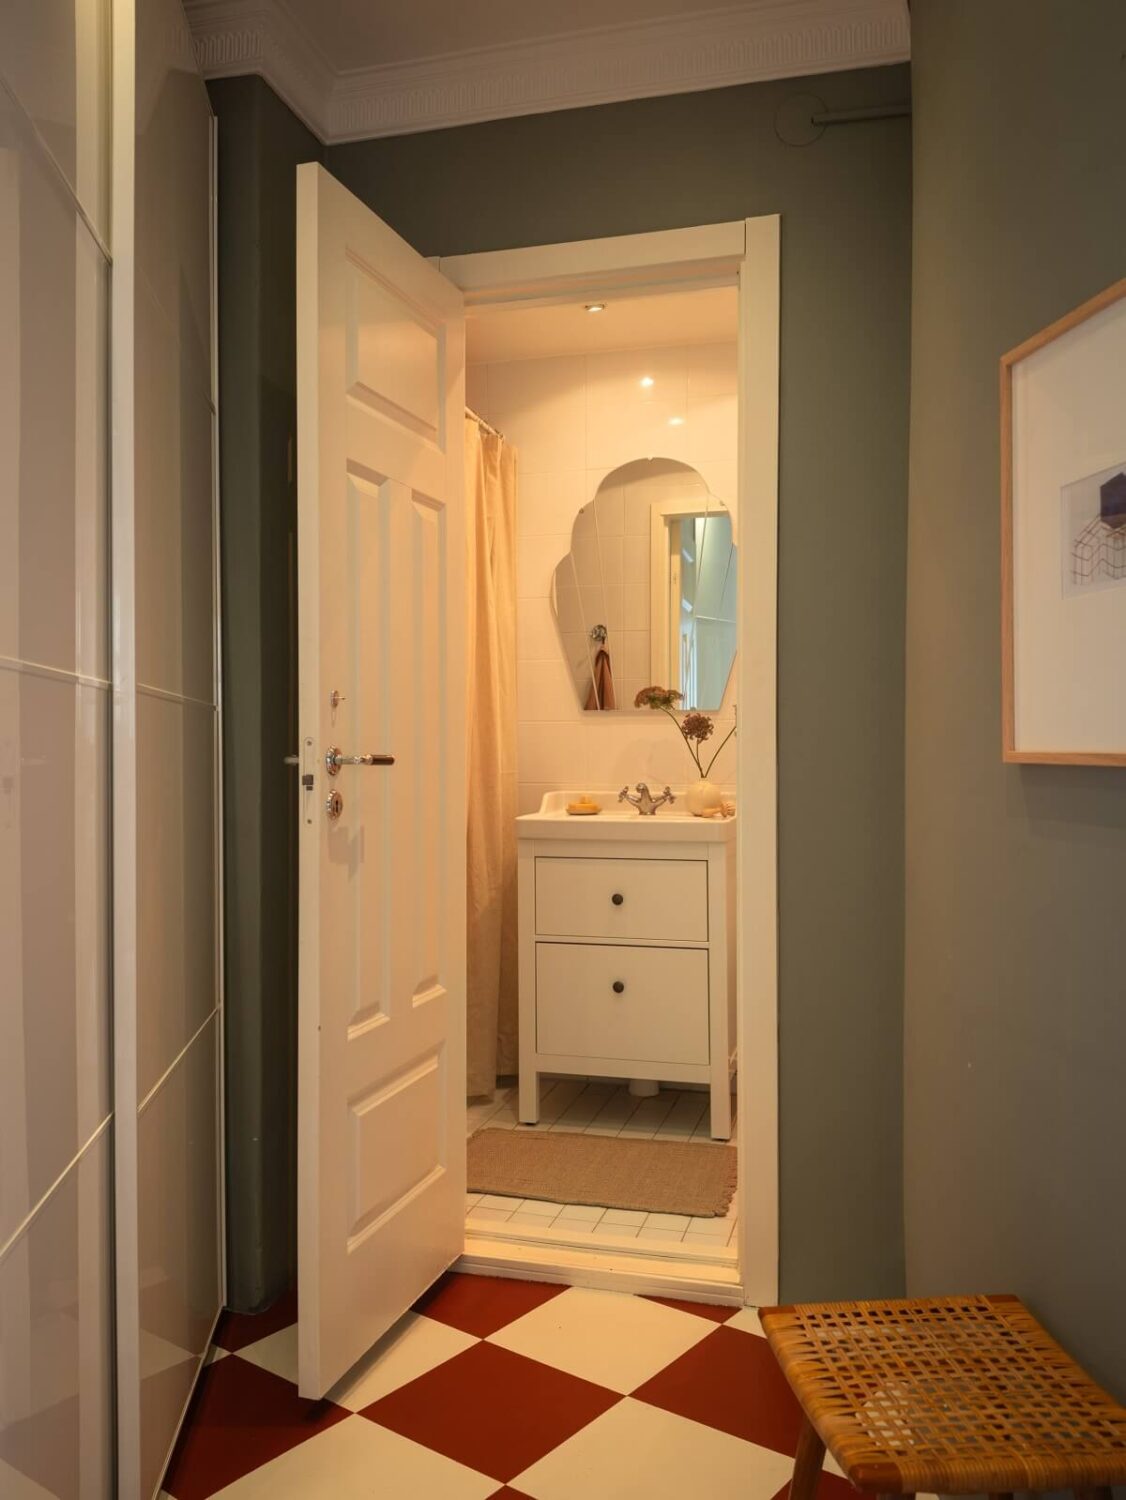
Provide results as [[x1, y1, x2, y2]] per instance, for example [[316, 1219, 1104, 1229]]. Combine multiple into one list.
[[440, 217, 780, 1308]]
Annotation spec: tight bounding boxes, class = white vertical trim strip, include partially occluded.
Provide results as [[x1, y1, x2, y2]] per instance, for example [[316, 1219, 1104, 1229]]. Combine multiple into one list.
[[735, 214, 781, 1306], [111, 2, 142, 1494]]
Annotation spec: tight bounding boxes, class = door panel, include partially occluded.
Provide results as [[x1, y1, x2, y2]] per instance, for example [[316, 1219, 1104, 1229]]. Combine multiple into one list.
[[296, 163, 466, 1399]]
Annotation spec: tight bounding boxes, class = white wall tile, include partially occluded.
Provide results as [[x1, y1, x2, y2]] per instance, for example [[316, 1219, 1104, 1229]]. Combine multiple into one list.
[[586, 347, 691, 472], [484, 354, 587, 475], [516, 597, 560, 662], [476, 341, 736, 794], [517, 533, 570, 600]]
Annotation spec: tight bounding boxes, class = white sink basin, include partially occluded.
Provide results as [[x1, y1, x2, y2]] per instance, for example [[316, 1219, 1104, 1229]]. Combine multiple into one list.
[[516, 790, 735, 843]]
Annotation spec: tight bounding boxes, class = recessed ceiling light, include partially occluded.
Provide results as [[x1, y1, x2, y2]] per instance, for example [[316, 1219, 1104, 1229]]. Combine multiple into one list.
[[668, 416, 685, 426], [639, 375, 655, 388], [584, 302, 606, 313]]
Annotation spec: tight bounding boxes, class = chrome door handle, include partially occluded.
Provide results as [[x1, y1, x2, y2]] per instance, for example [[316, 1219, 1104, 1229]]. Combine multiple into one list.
[[325, 746, 395, 775]]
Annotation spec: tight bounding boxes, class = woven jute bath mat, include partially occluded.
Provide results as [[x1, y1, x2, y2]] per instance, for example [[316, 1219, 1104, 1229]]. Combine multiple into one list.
[[467, 1127, 737, 1218]]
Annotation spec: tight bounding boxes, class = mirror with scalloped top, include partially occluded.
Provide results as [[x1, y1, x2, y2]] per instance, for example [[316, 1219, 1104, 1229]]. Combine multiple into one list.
[[550, 458, 736, 712]]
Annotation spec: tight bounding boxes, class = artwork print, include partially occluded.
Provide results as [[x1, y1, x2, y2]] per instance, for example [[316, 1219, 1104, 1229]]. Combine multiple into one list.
[[1062, 461, 1126, 597]]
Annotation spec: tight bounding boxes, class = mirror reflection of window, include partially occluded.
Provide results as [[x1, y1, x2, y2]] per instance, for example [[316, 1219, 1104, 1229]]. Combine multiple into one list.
[[671, 510, 736, 709], [550, 457, 737, 712]]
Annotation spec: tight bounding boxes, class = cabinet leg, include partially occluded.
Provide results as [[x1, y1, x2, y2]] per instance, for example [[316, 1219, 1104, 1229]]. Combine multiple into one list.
[[710, 1076, 732, 1140], [518, 1069, 540, 1125]]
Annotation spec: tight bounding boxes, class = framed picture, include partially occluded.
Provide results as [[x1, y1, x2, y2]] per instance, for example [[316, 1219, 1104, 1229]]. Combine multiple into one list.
[[1001, 278, 1126, 764]]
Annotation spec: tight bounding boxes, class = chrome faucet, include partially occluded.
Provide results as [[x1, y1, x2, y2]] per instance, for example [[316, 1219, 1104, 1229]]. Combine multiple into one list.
[[618, 782, 676, 816]]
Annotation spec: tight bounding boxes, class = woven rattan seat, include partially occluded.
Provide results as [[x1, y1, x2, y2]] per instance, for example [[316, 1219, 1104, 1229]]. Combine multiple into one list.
[[761, 1294, 1126, 1499]]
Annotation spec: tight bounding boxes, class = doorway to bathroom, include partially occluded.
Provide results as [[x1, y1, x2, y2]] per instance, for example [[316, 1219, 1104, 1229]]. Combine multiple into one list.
[[294, 177, 778, 1396], [440, 223, 779, 1307]]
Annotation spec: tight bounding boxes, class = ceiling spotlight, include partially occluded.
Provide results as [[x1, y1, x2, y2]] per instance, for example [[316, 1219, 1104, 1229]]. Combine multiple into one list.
[[639, 375, 655, 388], [584, 302, 607, 313], [668, 415, 685, 426]]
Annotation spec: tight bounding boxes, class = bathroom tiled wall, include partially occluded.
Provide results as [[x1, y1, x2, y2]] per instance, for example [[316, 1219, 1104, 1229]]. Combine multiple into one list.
[[467, 341, 738, 814]]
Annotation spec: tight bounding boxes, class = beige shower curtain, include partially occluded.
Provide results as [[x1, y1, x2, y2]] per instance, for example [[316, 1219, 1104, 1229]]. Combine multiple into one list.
[[465, 413, 519, 1097]]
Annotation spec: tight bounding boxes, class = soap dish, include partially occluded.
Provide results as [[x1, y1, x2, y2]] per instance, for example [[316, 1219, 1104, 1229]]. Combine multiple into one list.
[[566, 799, 601, 816]]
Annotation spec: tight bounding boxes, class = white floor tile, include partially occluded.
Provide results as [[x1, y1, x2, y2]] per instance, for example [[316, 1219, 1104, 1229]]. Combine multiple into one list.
[[512, 1397, 795, 1500], [642, 1213, 690, 1232], [328, 1312, 478, 1410], [211, 1414, 496, 1499], [513, 1200, 564, 1217], [235, 1324, 297, 1383], [465, 1083, 741, 1263], [684, 1223, 731, 1241], [467, 1206, 515, 1224], [601, 1209, 646, 1227], [488, 1287, 713, 1394], [591, 1221, 639, 1239], [725, 1306, 765, 1337]]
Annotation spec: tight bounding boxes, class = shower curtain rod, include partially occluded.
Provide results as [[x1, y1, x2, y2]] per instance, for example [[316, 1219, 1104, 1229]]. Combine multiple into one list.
[[466, 405, 504, 440]]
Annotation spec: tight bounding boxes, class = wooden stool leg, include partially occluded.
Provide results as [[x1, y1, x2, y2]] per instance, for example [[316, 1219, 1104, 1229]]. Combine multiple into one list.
[[1073, 1489, 1112, 1500], [788, 1416, 826, 1500], [988, 1493, 1014, 1500]]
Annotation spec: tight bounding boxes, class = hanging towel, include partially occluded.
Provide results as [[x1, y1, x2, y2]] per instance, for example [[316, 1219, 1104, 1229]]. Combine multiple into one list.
[[585, 646, 616, 710]]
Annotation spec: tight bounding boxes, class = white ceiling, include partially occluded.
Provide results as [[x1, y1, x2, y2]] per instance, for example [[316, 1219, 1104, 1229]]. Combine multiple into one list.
[[466, 286, 739, 364], [296, 0, 742, 71], [185, 0, 910, 144]]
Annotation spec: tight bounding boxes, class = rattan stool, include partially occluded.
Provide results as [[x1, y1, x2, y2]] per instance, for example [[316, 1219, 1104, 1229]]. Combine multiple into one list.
[[760, 1294, 1126, 1500]]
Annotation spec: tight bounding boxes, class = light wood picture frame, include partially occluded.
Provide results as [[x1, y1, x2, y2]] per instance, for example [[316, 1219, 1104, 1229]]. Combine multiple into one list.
[[1001, 277, 1126, 765]]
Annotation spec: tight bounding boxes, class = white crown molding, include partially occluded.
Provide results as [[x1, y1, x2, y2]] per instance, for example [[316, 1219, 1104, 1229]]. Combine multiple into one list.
[[184, 0, 910, 145]]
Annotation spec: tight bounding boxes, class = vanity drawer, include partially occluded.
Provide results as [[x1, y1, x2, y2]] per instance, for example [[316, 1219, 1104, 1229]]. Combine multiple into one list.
[[535, 857, 708, 942], [536, 942, 709, 1065]]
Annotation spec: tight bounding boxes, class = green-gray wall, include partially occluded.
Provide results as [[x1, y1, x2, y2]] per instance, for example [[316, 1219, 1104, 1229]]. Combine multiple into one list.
[[213, 65, 912, 1305], [905, 1, 1126, 1391], [209, 76, 322, 1311]]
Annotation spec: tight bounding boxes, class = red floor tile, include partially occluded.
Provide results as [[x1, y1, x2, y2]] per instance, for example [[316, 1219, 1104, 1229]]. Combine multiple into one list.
[[360, 1339, 619, 1482], [412, 1270, 567, 1338], [214, 1286, 298, 1353], [643, 1295, 741, 1322], [770, 1475, 857, 1500], [633, 1324, 805, 1452], [489, 1490, 537, 1498], [162, 1352, 347, 1499]]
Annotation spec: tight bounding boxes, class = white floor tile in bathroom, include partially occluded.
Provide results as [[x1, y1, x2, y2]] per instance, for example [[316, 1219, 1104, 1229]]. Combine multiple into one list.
[[466, 1081, 738, 1256]]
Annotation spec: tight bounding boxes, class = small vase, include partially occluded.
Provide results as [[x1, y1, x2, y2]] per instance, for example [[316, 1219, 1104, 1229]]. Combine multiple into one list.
[[685, 778, 723, 817]]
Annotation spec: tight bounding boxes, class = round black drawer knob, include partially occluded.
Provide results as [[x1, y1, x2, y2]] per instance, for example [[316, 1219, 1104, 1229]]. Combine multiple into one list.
[[612, 980, 625, 994], [611, 892, 624, 906]]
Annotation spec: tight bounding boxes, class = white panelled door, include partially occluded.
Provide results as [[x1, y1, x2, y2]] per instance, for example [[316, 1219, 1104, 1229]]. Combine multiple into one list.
[[295, 163, 467, 1399]]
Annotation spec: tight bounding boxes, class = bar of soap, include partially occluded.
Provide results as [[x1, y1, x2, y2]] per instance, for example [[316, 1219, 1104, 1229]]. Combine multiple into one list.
[[566, 797, 601, 815]]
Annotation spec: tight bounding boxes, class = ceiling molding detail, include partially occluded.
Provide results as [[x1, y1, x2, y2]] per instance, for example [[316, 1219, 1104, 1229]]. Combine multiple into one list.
[[184, 0, 910, 145]]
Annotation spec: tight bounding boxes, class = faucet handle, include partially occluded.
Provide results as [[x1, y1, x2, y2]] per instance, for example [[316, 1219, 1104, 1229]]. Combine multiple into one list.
[[618, 786, 631, 802], [662, 786, 676, 804]]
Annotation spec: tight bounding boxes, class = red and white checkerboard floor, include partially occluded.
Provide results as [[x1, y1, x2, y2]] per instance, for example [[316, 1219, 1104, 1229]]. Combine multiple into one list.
[[161, 1273, 858, 1499]]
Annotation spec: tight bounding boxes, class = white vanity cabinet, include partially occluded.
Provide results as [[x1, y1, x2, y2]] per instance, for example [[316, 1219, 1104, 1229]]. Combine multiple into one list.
[[516, 794, 736, 1139]]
